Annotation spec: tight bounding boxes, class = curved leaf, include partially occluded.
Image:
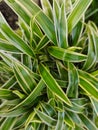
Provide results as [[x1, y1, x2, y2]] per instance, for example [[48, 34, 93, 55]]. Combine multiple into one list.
[[5, 0, 57, 45], [66, 63, 79, 98], [79, 114, 98, 130], [39, 64, 71, 106], [68, 0, 92, 32], [0, 13, 35, 58], [48, 46, 87, 62]]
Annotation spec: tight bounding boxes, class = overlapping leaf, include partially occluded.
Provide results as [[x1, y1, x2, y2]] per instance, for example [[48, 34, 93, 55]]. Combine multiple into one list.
[[39, 63, 71, 106], [48, 46, 87, 62]]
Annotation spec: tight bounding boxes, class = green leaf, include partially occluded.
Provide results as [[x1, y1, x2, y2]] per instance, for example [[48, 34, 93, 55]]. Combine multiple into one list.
[[35, 109, 57, 127], [0, 117, 16, 130], [67, 111, 82, 125], [14, 113, 29, 129], [0, 39, 21, 53], [36, 35, 49, 51], [79, 114, 98, 130], [59, 3, 68, 48], [0, 52, 17, 67], [0, 88, 17, 100], [19, 19, 30, 41], [6, 0, 57, 45], [75, 124, 84, 130], [41, 0, 53, 20], [83, 23, 96, 70], [68, 0, 93, 32], [48, 46, 87, 62], [39, 63, 71, 106], [0, 107, 28, 117], [9, 79, 45, 110], [64, 112, 75, 128], [66, 63, 79, 98], [90, 98, 98, 116], [25, 105, 40, 128], [78, 70, 98, 89], [41, 103, 56, 117], [79, 76, 98, 100], [53, 0, 60, 46], [72, 21, 84, 46], [56, 61, 68, 80], [1, 76, 16, 89], [64, 102, 84, 113], [53, 0, 68, 48], [55, 111, 64, 130], [13, 62, 37, 94], [0, 13, 35, 58]]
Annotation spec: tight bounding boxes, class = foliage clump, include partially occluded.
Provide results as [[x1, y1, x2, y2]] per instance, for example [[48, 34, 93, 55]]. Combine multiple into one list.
[[0, 0, 98, 129]]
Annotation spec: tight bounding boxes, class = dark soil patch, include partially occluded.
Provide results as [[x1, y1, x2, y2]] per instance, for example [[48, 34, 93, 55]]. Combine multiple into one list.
[[0, 1, 18, 30]]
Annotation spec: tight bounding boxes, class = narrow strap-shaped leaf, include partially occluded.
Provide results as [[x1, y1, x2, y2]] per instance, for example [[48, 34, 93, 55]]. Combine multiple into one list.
[[0, 117, 16, 130], [78, 70, 98, 89], [25, 105, 40, 129], [30, 17, 43, 47], [0, 52, 17, 67], [68, 0, 92, 32], [67, 111, 82, 125], [0, 107, 28, 117], [75, 124, 84, 130], [14, 113, 29, 129], [48, 46, 87, 62], [36, 35, 49, 51], [19, 19, 30, 41], [0, 61, 12, 72], [83, 24, 96, 70], [0, 13, 35, 58], [90, 98, 98, 116], [79, 114, 98, 130], [1, 76, 16, 89], [64, 111, 75, 128], [39, 63, 71, 106], [13, 90, 26, 99], [87, 21, 98, 62], [72, 21, 84, 46], [0, 39, 21, 53], [93, 31, 98, 62], [53, 0, 60, 46], [91, 70, 98, 78], [13, 62, 37, 94], [0, 52, 17, 68], [41, 103, 56, 117], [5, 0, 57, 45], [71, 98, 88, 107], [53, 0, 68, 48], [0, 88, 17, 100], [66, 63, 79, 98], [79, 76, 98, 100], [55, 111, 64, 130], [5, 0, 30, 25], [0, 52, 40, 81], [35, 109, 57, 127], [56, 61, 68, 80], [9, 79, 45, 111], [59, 3, 68, 48], [41, 0, 53, 20], [64, 102, 84, 113]]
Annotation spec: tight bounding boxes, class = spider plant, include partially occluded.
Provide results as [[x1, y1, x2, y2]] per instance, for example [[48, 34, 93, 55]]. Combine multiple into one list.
[[0, 0, 98, 129]]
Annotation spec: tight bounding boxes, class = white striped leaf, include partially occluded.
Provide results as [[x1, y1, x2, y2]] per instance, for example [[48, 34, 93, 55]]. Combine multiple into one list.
[[0, 13, 35, 58], [39, 63, 71, 106], [68, 0, 93, 32], [48, 46, 87, 62]]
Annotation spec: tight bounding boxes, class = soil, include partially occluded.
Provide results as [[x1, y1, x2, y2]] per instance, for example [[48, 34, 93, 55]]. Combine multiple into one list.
[[0, 1, 18, 30]]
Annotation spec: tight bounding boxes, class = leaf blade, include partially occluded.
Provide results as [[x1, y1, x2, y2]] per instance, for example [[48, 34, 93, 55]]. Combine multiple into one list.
[[39, 64, 71, 106]]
